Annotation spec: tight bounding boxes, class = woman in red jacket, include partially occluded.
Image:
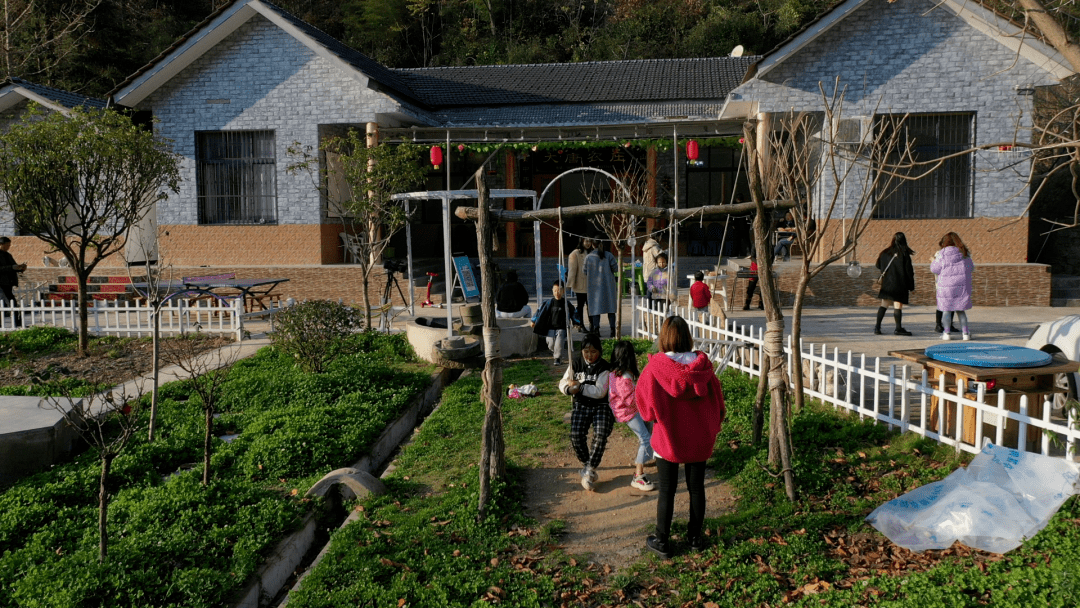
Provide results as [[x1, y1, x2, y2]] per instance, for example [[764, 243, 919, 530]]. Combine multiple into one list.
[[636, 315, 726, 558]]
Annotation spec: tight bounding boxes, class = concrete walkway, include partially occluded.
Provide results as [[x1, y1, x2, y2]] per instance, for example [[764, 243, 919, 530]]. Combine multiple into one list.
[[387, 298, 1072, 365]]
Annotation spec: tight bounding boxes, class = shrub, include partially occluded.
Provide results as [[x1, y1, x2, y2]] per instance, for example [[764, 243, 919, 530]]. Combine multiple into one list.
[[0, 325, 76, 357], [269, 300, 365, 373]]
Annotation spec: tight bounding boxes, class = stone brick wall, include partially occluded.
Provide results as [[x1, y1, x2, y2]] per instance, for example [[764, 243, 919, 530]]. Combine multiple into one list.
[[731, 0, 1060, 220], [143, 14, 409, 228], [815, 217, 1029, 264], [18, 258, 1051, 308], [726, 261, 1051, 308], [158, 224, 345, 266]]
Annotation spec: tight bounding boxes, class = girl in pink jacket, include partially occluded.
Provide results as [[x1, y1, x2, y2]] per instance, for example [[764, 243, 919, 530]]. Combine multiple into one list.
[[609, 341, 656, 492], [636, 316, 726, 558]]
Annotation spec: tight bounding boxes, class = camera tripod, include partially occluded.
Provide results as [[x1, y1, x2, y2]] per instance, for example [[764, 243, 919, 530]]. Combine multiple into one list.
[[381, 269, 409, 309], [377, 269, 410, 331]]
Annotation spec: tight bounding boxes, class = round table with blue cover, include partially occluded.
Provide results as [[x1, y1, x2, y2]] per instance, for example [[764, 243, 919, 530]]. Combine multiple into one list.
[[890, 344, 1078, 450]]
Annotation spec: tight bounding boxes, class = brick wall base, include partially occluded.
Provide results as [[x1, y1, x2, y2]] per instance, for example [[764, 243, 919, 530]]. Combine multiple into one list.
[[18, 261, 1051, 309], [745, 262, 1052, 308]]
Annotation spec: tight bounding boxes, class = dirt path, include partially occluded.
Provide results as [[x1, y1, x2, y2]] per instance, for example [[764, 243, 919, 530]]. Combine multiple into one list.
[[523, 414, 737, 572]]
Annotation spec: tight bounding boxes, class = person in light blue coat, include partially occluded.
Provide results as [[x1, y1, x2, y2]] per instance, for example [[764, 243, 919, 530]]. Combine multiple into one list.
[[584, 236, 619, 337]]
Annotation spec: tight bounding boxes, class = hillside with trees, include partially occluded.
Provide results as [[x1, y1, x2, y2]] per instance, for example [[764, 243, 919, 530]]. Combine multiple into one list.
[[11, 1, 1080, 99]]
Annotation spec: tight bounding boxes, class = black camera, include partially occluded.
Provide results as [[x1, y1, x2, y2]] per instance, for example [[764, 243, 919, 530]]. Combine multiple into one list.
[[383, 258, 404, 273]]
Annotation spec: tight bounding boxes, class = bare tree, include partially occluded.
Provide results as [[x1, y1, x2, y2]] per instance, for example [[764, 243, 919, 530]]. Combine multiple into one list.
[[44, 387, 144, 563], [744, 118, 797, 501], [1, 0, 103, 79], [161, 333, 240, 486], [764, 85, 917, 411], [127, 226, 181, 442], [583, 169, 645, 339]]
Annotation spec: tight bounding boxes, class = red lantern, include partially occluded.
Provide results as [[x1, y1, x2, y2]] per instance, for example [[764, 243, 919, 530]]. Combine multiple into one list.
[[686, 139, 699, 161], [430, 146, 443, 169]]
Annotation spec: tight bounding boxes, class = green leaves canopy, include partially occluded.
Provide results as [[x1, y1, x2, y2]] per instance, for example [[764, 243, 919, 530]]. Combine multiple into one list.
[[0, 105, 179, 269]]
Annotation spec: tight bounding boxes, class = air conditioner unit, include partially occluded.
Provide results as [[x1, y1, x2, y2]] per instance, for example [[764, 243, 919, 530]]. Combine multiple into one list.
[[831, 116, 872, 147]]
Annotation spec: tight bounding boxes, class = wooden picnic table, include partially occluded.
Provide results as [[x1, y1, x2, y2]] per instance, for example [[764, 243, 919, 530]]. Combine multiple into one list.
[[131, 276, 290, 312]]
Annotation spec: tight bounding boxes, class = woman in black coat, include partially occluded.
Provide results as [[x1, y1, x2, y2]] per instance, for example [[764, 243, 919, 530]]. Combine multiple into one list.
[[874, 232, 915, 336]]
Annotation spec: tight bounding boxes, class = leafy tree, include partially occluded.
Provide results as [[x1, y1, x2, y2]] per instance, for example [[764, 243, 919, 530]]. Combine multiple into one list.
[[288, 133, 425, 326], [0, 106, 180, 356]]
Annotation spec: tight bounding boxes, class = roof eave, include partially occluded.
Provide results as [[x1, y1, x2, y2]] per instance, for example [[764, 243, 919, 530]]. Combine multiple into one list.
[[111, 0, 257, 107], [754, 0, 871, 81], [0, 86, 72, 115], [942, 0, 1073, 80]]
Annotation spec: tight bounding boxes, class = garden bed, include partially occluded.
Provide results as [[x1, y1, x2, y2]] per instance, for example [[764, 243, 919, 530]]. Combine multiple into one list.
[[0, 332, 434, 607]]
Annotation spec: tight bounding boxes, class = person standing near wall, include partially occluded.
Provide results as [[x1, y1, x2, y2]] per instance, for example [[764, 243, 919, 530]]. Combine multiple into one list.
[[930, 232, 974, 341], [641, 229, 664, 302], [584, 235, 619, 337], [0, 236, 27, 328], [874, 232, 915, 336], [565, 238, 591, 331]]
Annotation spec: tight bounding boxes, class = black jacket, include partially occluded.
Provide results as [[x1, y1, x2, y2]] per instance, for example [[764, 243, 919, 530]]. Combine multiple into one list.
[[495, 280, 529, 313], [876, 247, 914, 304], [0, 250, 21, 287], [531, 296, 575, 336]]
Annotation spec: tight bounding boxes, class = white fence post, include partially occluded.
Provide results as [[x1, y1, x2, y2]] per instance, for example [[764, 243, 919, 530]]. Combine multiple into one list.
[[632, 301, 1080, 460]]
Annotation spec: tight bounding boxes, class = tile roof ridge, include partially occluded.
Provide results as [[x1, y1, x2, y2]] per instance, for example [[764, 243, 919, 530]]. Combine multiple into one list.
[[396, 56, 758, 72]]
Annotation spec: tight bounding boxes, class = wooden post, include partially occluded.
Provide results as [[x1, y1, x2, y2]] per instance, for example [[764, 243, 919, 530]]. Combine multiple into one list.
[[745, 119, 797, 501], [475, 169, 506, 518]]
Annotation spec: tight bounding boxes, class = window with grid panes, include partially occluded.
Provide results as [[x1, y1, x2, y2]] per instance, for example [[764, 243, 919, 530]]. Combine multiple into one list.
[[873, 113, 973, 219], [196, 130, 277, 224]]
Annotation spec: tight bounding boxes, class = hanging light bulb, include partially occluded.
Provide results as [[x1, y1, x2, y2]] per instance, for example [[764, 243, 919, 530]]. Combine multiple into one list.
[[847, 260, 862, 278]]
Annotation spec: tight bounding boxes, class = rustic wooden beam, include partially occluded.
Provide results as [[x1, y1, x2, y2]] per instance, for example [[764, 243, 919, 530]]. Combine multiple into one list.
[[454, 199, 796, 222]]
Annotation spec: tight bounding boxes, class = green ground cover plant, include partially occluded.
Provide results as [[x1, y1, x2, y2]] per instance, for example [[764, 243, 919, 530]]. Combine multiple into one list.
[[286, 346, 1080, 607], [0, 332, 428, 607]]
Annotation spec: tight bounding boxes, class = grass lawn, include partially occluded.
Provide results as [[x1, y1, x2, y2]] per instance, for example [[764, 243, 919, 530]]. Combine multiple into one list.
[[287, 342, 1080, 607]]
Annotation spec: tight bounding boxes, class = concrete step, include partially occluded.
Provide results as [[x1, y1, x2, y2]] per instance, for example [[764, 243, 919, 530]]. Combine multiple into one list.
[[1052, 274, 1080, 289], [1051, 298, 1080, 307]]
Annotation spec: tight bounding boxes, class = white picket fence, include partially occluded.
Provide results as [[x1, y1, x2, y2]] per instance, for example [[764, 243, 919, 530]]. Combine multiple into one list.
[[635, 301, 1080, 458], [0, 298, 246, 341]]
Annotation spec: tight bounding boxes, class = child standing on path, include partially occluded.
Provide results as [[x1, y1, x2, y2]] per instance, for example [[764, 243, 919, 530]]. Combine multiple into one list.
[[930, 232, 974, 341], [608, 341, 656, 492], [637, 316, 726, 558], [558, 333, 613, 491], [647, 252, 672, 306], [690, 271, 711, 320]]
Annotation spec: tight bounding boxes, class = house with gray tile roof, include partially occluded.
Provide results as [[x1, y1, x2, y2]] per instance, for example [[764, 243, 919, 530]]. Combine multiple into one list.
[[719, 0, 1069, 303], [86, 0, 1063, 308], [104, 0, 755, 270], [0, 77, 106, 116]]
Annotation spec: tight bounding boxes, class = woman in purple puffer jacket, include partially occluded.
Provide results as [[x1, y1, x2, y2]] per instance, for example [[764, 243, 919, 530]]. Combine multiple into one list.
[[930, 232, 974, 340]]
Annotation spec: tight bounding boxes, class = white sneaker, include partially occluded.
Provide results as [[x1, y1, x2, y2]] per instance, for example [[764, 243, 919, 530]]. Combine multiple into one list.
[[962, 332, 971, 341], [631, 474, 655, 491], [941, 332, 952, 340], [580, 467, 595, 491]]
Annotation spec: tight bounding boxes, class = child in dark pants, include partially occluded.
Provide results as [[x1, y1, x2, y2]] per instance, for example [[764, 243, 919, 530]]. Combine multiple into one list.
[[558, 332, 613, 491]]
